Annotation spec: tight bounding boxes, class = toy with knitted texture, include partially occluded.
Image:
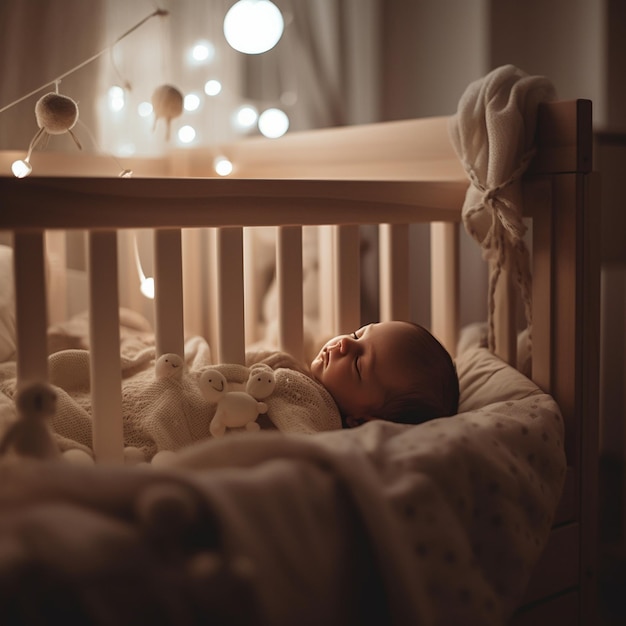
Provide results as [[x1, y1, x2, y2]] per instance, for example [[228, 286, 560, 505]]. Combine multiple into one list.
[[155, 353, 184, 380], [0, 381, 60, 459], [31, 92, 82, 152], [199, 364, 276, 437], [151, 84, 184, 141]]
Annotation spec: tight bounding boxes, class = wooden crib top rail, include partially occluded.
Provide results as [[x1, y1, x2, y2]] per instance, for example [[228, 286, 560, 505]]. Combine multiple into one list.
[[0, 176, 467, 231], [0, 100, 590, 232]]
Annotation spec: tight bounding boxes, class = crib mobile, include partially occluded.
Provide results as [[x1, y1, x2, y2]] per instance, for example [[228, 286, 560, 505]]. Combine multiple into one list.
[[0, 9, 600, 626]]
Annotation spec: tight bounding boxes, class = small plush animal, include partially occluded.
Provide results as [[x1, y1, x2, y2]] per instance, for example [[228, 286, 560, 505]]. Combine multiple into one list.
[[155, 353, 185, 381], [0, 381, 60, 459], [199, 364, 276, 438]]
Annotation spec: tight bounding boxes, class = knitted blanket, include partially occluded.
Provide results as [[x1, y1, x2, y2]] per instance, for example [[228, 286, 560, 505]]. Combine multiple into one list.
[[0, 311, 341, 462]]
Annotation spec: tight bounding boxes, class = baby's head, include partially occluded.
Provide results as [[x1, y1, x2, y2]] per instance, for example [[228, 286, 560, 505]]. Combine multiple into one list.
[[310, 321, 459, 428]]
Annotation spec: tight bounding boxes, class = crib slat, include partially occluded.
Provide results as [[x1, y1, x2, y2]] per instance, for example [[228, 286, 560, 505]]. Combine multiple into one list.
[[45, 230, 67, 326], [318, 226, 335, 336], [243, 228, 260, 346], [276, 226, 303, 361], [216, 227, 245, 364], [430, 222, 459, 356], [379, 224, 410, 321], [335, 225, 360, 333], [88, 231, 124, 463], [493, 258, 518, 366], [154, 229, 185, 358], [182, 229, 208, 341], [525, 178, 552, 391], [13, 231, 48, 384]]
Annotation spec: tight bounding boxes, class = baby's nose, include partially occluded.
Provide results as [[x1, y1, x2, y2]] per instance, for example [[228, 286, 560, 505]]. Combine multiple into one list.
[[339, 336, 356, 354]]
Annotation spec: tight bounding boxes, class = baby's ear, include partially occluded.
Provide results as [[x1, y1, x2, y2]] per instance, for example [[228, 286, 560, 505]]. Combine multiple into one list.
[[344, 415, 377, 429]]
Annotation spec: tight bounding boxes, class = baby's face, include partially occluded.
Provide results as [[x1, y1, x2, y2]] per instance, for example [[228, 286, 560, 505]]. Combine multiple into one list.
[[310, 321, 416, 424]]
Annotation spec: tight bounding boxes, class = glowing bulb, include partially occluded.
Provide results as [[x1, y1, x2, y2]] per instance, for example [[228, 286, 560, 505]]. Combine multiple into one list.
[[108, 85, 125, 112], [138, 101, 153, 117], [224, 0, 284, 54], [232, 104, 258, 130], [184, 93, 201, 111], [204, 80, 222, 96], [140, 277, 155, 299], [214, 156, 233, 176], [178, 125, 196, 143], [258, 107, 289, 138], [190, 40, 215, 64], [11, 159, 32, 178]]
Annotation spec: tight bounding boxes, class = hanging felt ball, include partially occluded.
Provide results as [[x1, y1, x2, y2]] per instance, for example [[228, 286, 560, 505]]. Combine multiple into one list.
[[35, 92, 79, 134], [151, 84, 184, 140]]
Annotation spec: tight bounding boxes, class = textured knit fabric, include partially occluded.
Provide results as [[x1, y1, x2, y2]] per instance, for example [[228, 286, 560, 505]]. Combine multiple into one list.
[[448, 64, 557, 354], [0, 314, 341, 462]]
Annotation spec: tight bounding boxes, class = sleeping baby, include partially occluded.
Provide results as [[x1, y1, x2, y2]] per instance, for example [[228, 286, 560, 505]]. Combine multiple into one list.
[[0, 318, 458, 464], [250, 320, 459, 429]]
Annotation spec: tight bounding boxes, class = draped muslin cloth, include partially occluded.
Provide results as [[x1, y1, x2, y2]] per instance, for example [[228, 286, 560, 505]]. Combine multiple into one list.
[[448, 65, 556, 353]]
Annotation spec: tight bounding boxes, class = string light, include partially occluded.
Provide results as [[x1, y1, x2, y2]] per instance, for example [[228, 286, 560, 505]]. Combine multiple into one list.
[[177, 125, 197, 144], [190, 40, 215, 64], [138, 101, 153, 117], [224, 0, 284, 54], [0, 8, 168, 116], [2, 8, 169, 177], [204, 79, 222, 96], [11, 159, 32, 178], [184, 93, 202, 111], [232, 104, 258, 131], [133, 233, 154, 300], [108, 86, 126, 112], [214, 156, 233, 176], [258, 107, 289, 138], [4, 3, 297, 183]]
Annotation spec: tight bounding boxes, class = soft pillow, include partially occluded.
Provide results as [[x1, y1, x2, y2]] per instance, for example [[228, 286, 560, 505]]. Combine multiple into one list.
[[0, 246, 16, 362], [456, 345, 540, 413]]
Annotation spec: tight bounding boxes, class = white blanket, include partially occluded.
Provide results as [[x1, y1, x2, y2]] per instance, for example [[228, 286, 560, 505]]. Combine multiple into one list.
[[0, 345, 566, 626], [0, 311, 341, 462]]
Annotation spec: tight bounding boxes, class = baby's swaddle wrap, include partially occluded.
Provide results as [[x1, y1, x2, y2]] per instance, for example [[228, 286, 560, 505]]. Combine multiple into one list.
[[0, 330, 342, 462]]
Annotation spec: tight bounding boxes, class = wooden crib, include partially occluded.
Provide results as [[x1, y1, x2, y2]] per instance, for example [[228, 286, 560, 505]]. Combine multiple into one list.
[[0, 99, 599, 625]]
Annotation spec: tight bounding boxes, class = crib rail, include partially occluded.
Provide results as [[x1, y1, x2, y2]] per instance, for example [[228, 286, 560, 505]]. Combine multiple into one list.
[[0, 172, 468, 462], [0, 177, 465, 229]]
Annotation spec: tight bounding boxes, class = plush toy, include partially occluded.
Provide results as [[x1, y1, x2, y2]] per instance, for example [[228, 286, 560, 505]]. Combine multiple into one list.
[[0, 381, 60, 460], [33, 91, 82, 149], [155, 353, 185, 381], [151, 84, 184, 141], [199, 364, 276, 438]]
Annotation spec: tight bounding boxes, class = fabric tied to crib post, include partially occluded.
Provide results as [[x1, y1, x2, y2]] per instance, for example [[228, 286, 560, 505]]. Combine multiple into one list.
[[448, 64, 557, 357]]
